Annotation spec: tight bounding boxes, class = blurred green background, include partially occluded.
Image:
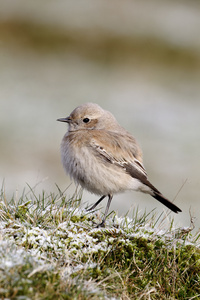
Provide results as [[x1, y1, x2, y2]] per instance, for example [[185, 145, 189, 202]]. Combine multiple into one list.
[[1, 0, 200, 229]]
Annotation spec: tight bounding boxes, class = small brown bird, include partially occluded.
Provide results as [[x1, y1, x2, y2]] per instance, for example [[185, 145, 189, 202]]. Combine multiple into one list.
[[57, 103, 181, 227]]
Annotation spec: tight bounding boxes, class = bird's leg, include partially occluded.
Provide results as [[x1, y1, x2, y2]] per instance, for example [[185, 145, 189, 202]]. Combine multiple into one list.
[[86, 195, 106, 211], [97, 194, 113, 227]]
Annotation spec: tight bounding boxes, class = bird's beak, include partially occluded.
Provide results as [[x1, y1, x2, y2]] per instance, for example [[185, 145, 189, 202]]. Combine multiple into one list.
[[57, 116, 71, 123]]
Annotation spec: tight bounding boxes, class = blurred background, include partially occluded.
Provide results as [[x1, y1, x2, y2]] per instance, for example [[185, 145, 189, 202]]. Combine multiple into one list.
[[0, 0, 200, 230]]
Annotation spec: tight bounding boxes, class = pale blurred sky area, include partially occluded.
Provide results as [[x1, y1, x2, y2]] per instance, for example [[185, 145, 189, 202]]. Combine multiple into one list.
[[0, 0, 200, 230]]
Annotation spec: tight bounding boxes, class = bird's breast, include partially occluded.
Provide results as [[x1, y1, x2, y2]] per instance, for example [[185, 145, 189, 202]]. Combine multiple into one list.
[[60, 132, 133, 195]]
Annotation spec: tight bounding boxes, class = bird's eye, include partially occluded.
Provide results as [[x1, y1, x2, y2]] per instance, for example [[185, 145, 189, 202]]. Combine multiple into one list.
[[83, 118, 90, 123]]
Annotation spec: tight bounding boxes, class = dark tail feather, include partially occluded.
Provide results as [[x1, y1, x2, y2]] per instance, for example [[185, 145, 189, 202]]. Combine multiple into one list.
[[152, 192, 182, 213], [143, 179, 182, 213]]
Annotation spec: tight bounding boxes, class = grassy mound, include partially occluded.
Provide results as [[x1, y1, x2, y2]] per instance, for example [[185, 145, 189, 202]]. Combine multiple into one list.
[[0, 186, 200, 299]]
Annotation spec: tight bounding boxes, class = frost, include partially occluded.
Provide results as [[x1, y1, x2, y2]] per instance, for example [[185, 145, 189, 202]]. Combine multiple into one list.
[[0, 195, 198, 299], [0, 240, 47, 273]]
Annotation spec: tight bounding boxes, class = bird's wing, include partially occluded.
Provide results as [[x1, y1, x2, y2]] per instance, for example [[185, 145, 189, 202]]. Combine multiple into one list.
[[88, 130, 182, 213], [89, 130, 147, 178]]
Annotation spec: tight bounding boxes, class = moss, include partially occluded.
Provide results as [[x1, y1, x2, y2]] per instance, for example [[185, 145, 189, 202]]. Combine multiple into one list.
[[70, 215, 87, 223]]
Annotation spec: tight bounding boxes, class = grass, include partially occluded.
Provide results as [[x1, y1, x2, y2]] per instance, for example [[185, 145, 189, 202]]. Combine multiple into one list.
[[0, 185, 200, 299]]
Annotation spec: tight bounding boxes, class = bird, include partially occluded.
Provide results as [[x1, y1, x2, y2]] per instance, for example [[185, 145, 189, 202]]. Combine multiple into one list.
[[57, 103, 181, 227]]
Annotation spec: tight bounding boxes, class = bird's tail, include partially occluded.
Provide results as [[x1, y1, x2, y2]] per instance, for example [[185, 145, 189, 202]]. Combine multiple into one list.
[[144, 179, 182, 213], [152, 191, 182, 213]]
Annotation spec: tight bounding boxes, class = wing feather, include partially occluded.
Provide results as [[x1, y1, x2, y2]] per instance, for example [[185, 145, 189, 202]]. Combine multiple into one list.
[[87, 130, 182, 214], [89, 131, 147, 177]]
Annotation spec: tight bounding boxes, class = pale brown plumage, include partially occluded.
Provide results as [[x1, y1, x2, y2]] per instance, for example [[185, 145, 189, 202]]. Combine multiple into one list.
[[58, 103, 181, 227]]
